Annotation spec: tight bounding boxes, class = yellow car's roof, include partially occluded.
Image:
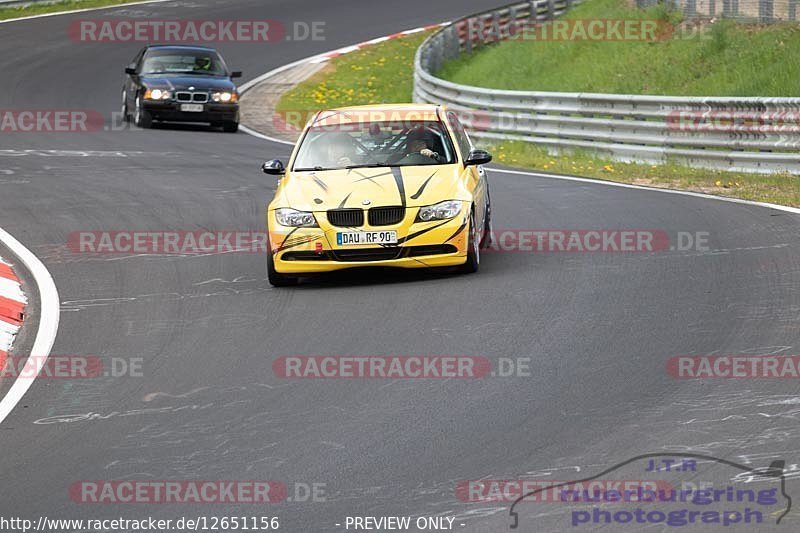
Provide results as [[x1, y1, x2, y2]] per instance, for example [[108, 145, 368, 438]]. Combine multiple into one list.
[[312, 104, 443, 127]]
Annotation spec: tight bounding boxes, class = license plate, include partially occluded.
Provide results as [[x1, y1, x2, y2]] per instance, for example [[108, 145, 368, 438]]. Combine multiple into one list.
[[180, 104, 204, 112], [337, 231, 398, 246]]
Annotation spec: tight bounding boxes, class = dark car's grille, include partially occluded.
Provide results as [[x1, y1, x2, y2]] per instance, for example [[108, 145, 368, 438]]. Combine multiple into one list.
[[327, 209, 364, 227], [176, 91, 209, 103], [368, 206, 405, 226]]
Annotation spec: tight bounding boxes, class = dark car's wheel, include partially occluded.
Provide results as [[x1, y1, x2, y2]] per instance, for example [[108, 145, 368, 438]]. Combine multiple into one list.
[[222, 121, 239, 133], [134, 95, 152, 129], [121, 90, 130, 123], [459, 208, 480, 274], [266, 236, 298, 287]]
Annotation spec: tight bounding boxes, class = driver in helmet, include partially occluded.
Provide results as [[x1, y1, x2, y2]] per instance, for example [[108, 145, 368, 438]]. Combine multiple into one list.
[[397, 126, 443, 165], [194, 56, 212, 71]]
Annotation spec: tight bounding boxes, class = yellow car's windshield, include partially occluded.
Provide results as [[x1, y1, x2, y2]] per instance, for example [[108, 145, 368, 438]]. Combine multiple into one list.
[[293, 120, 456, 171]]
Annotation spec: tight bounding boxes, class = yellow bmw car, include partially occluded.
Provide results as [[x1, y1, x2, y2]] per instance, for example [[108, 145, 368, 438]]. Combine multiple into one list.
[[262, 104, 492, 286]]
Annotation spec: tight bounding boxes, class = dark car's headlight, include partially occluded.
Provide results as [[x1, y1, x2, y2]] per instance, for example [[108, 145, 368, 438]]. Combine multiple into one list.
[[143, 89, 171, 101], [212, 91, 238, 103], [275, 208, 318, 228], [416, 200, 462, 222]]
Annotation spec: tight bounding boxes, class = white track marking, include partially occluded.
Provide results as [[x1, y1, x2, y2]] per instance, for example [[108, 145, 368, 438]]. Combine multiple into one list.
[[0, 0, 175, 25], [238, 124, 294, 147], [491, 168, 800, 215], [0, 228, 60, 425]]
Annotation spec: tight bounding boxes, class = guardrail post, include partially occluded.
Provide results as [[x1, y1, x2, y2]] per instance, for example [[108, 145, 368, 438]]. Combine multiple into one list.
[[432, 36, 443, 73], [445, 25, 457, 60], [491, 11, 501, 43], [759, 0, 774, 21], [722, 0, 732, 17]]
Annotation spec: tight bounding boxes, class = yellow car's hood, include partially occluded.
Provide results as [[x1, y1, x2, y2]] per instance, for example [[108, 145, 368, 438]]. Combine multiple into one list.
[[283, 165, 464, 211]]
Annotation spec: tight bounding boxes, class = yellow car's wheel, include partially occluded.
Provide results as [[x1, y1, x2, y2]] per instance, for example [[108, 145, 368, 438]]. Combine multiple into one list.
[[459, 208, 480, 274], [266, 236, 298, 287]]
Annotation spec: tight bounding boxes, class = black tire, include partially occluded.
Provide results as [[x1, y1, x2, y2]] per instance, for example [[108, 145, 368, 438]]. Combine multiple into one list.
[[222, 121, 239, 133], [266, 237, 298, 287], [480, 189, 492, 249], [121, 90, 131, 123], [459, 208, 480, 274], [134, 95, 152, 129]]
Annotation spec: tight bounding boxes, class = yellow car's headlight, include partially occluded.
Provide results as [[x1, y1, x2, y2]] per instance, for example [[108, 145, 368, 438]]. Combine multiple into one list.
[[416, 200, 461, 222], [275, 208, 318, 228]]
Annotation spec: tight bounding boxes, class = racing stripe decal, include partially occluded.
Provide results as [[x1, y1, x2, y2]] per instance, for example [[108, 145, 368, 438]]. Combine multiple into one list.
[[277, 233, 325, 252], [445, 219, 468, 242], [311, 174, 328, 192], [410, 170, 438, 200], [391, 167, 406, 207], [279, 227, 300, 250], [337, 192, 353, 209], [353, 170, 390, 188], [398, 219, 450, 244]]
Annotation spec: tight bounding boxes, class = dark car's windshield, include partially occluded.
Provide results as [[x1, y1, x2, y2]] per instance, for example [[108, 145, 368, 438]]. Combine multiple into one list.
[[141, 49, 228, 76], [293, 120, 456, 171]]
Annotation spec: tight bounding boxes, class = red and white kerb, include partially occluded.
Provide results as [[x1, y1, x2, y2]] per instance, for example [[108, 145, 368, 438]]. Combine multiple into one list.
[[0, 257, 26, 369], [308, 23, 451, 64]]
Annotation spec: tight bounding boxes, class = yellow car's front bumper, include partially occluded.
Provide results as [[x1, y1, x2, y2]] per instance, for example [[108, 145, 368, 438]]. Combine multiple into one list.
[[268, 211, 470, 274]]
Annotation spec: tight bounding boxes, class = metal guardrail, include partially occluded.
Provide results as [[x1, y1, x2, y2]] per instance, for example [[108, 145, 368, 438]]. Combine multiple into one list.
[[413, 0, 800, 174], [638, 0, 799, 23]]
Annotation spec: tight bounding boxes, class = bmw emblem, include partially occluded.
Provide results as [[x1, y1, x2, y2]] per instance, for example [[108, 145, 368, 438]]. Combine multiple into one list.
[[362, 199, 371, 206], [188, 86, 195, 91]]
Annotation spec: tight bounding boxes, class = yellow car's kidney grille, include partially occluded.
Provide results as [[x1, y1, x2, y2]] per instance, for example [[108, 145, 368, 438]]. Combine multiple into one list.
[[327, 209, 364, 227], [368, 206, 405, 226]]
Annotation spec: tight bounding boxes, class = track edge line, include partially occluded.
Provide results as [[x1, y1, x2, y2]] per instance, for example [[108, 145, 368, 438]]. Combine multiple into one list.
[[0, 227, 60, 425]]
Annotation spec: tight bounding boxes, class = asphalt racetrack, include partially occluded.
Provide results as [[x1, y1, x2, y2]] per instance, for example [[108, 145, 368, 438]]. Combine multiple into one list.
[[1, 1, 800, 531]]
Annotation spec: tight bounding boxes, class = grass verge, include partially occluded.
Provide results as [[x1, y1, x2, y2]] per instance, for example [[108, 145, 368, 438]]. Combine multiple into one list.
[[275, 30, 432, 129], [0, 0, 149, 21], [274, 20, 800, 207], [437, 0, 800, 96], [494, 142, 800, 206]]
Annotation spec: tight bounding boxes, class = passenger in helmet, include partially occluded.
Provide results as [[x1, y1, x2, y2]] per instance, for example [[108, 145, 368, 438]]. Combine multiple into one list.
[[396, 126, 443, 165], [323, 133, 359, 168]]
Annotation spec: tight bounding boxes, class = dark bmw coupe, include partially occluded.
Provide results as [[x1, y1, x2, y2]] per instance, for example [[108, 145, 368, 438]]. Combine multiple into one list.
[[122, 45, 242, 132]]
